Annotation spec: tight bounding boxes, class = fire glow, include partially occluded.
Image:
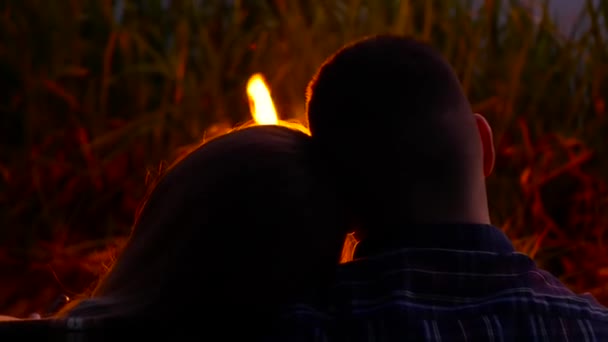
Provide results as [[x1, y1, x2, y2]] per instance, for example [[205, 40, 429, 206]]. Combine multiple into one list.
[[245, 73, 357, 263], [246, 73, 279, 125], [340, 232, 359, 264]]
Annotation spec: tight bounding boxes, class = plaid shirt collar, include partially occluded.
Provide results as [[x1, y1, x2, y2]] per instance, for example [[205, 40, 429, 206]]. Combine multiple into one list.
[[354, 223, 514, 258]]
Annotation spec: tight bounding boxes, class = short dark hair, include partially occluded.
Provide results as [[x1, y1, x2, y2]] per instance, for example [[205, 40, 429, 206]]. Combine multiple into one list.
[[306, 35, 476, 225]]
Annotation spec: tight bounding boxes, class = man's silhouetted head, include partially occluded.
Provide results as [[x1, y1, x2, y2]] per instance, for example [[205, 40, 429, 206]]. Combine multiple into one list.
[[306, 35, 495, 234]]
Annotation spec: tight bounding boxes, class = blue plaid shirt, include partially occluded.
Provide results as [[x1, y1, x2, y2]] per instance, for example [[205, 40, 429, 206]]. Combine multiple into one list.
[[276, 224, 608, 341]]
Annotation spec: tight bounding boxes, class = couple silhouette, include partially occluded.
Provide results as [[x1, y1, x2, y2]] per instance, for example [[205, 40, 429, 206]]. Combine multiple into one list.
[[2, 35, 608, 341]]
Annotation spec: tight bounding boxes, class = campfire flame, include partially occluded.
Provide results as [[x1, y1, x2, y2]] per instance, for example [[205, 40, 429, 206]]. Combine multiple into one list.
[[246, 73, 358, 263], [340, 232, 359, 264], [247, 73, 279, 125]]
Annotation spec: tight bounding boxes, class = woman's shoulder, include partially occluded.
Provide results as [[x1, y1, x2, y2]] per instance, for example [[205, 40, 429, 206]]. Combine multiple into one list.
[[0, 317, 141, 341], [0, 318, 67, 340]]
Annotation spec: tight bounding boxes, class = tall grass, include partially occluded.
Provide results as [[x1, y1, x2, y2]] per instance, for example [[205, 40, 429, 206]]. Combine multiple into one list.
[[0, 0, 607, 316]]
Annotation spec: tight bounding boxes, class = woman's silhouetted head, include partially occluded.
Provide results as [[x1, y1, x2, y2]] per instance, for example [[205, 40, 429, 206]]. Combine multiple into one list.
[[61, 125, 347, 337]]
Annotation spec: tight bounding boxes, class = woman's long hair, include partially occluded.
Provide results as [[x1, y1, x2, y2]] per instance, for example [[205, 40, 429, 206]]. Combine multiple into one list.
[[58, 125, 347, 335]]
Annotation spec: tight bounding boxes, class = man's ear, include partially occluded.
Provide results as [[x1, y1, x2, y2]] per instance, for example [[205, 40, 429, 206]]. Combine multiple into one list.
[[474, 113, 495, 177]]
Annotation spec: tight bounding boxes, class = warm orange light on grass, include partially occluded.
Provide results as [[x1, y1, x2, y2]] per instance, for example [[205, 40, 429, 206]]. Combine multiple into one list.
[[247, 73, 279, 125]]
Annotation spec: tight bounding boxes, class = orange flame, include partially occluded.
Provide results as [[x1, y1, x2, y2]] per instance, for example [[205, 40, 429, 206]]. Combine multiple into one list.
[[246, 74, 359, 263], [339, 232, 360, 264], [247, 73, 279, 125]]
